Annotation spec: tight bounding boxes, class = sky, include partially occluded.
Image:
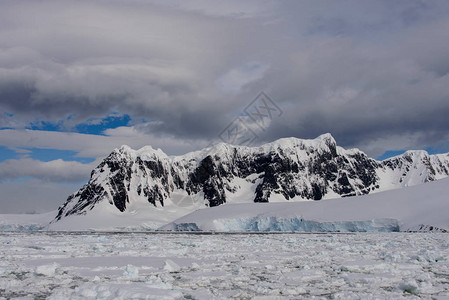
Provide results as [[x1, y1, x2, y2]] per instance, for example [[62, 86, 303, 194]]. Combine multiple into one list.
[[1, 0, 449, 213]]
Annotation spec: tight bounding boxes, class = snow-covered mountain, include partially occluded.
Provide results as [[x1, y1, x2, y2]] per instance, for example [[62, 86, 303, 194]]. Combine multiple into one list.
[[54, 133, 449, 223]]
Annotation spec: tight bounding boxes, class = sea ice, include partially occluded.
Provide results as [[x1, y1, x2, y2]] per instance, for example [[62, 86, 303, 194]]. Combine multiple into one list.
[[0, 231, 448, 299]]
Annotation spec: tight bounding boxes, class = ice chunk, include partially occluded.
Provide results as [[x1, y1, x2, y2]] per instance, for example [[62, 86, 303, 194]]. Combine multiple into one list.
[[35, 263, 59, 276], [123, 264, 139, 279], [399, 279, 419, 294], [163, 259, 180, 272]]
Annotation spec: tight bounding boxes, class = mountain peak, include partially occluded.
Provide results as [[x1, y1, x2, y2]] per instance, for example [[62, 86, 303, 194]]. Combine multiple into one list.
[[316, 132, 335, 142], [403, 150, 429, 157], [117, 145, 133, 153], [257, 133, 337, 153]]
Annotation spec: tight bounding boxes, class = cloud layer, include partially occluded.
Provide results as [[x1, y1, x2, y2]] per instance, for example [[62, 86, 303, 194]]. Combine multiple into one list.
[[1, 1, 449, 155], [0, 157, 96, 183], [1, 1, 449, 212], [2, 1, 449, 155]]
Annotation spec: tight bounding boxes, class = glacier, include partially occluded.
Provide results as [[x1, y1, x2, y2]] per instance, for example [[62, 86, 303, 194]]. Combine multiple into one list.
[[168, 218, 400, 233]]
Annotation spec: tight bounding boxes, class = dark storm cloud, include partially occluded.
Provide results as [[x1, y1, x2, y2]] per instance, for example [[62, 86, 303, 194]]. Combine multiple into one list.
[[252, 1, 449, 155], [1, 0, 449, 156], [0, 0, 254, 137]]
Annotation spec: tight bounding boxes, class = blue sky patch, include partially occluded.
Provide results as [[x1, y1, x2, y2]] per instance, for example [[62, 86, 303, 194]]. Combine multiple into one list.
[[27, 120, 65, 132], [26, 113, 132, 135], [74, 114, 131, 135], [0, 146, 19, 161]]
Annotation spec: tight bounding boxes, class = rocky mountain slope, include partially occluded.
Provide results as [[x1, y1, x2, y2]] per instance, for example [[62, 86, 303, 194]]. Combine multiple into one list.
[[54, 134, 449, 221]]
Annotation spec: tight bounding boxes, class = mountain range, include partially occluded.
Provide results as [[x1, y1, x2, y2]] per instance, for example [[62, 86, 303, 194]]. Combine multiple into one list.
[[54, 133, 449, 222]]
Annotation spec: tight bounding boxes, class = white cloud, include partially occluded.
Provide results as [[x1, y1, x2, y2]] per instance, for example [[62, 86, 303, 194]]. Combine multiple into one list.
[[0, 158, 95, 183]]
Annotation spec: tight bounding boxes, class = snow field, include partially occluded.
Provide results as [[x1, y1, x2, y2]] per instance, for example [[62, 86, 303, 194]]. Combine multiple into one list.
[[0, 232, 448, 299]]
